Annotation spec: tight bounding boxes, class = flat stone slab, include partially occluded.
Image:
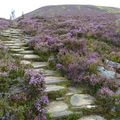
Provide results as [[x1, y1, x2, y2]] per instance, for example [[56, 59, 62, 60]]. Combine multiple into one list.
[[12, 53, 23, 57], [45, 85, 65, 92], [19, 50, 34, 54], [33, 68, 45, 73], [105, 59, 120, 69], [10, 48, 24, 52], [3, 41, 15, 43], [47, 101, 68, 113], [78, 115, 106, 120], [45, 76, 67, 84], [23, 54, 40, 60], [20, 60, 31, 65], [44, 70, 59, 76], [9, 46, 21, 49], [47, 101, 72, 118], [31, 62, 48, 68], [66, 87, 83, 96], [70, 94, 95, 108], [97, 66, 115, 79]]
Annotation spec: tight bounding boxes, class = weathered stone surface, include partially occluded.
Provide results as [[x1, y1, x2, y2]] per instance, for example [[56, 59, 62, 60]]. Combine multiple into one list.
[[45, 85, 65, 92], [45, 76, 66, 84], [31, 62, 48, 68], [78, 115, 106, 120], [10, 48, 24, 52], [105, 59, 120, 69], [23, 54, 40, 60], [9, 46, 21, 49], [20, 60, 31, 65], [47, 101, 72, 118], [44, 70, 58, 76], [66, 87, 83, 96], [19, 50, 34, 54], [97, 66, 115, 79], [70, 94, 95, 108], [12, 53, 23, 57]]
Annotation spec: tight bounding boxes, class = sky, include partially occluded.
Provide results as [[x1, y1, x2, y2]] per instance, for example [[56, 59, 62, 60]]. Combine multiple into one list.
[[0, 0, 120, 19]]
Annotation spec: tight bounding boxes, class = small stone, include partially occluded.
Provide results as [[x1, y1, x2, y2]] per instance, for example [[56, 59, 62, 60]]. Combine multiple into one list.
[[78, 115, 106, 120], [70, 94, 95, 108], [45, 85, 65, 92]]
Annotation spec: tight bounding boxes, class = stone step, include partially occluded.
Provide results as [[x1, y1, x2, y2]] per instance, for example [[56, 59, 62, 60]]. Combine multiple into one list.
[[12, 53, 23, 57], [22, 54, 40, 61], [8, 46, 21, 49], [10, 48, 24, 52], [19, 50, 34, 54], [45, 85, 66, 93], [45, 76, 67, 84], [20, 60, 31, 65], [46, 101, 73, 118], [31, 62, 48, 68], [70, 94, 96, 110], [78, 115, 106, 120], [33, 68, 59, 76], [4, 43, 26, 46]]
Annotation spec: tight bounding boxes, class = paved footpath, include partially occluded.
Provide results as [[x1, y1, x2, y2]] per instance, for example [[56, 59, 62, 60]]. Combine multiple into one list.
[[0, 28, 106, 120]]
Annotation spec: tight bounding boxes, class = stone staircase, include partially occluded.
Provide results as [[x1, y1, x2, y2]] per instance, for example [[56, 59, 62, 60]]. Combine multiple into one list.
[[0, 28, 106, 120]]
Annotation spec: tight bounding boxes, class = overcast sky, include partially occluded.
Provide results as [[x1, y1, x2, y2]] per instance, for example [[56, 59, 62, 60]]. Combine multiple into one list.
[[0, 0, 120, 19]]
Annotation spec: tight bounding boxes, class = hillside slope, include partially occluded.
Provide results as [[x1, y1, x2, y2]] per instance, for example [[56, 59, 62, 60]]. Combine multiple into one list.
[[23, 5, 120, 18]]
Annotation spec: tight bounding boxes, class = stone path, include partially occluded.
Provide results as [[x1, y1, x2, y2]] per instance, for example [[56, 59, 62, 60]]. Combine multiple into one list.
[[0, 28, 106, 120]]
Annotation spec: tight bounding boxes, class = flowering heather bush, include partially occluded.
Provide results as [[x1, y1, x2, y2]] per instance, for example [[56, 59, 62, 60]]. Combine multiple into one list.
[[24, 69, 48, 120], [97, 87, 114, 97], [17, 17, 39, 35], [0, 18, 10, 30]]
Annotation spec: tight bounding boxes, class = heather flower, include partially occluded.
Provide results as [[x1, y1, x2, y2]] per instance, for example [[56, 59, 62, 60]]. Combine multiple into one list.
[[45, 36, 54, 45], [56, 63, 62, 70], [25, 69, 44, 85], [34, 96, 48, 120], [67, 32, 73, 38], [97, 87, 114, 97], [87, 52, 98, 65]]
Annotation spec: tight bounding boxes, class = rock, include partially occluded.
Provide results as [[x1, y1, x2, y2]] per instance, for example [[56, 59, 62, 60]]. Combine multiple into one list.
[[20, 60, 31, 65], [31, 62, 48, 68], [97, 66, 115, 79], [66, 87, 83, 96], [43, 70, 59, 76], [45, 85, 65, 92], [9, 46, 21, 49], [47, 101, 72, 118], [23, 54, 40, 60], [78, 115, 106, 120], [10, 48, 24, 52], [19, 50, 34, 54], [105, 59, 120, 69], [70, 94, 95, 108], [45, 76, 66, 84], [12, 54, 23, 57]]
